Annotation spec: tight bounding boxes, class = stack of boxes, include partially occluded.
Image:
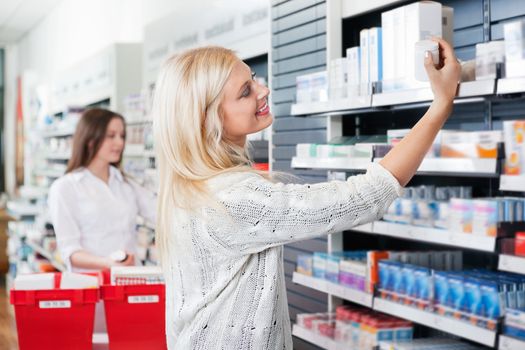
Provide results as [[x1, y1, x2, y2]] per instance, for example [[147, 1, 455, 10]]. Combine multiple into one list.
[[296, 306, 413, 349], [295, 1, 453, 104], [297, 250, 388, 294]]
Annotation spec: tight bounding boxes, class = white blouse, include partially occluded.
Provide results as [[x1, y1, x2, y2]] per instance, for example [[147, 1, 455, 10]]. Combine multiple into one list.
[[48, 166, 156, 271], [163, 163, 403, 349]]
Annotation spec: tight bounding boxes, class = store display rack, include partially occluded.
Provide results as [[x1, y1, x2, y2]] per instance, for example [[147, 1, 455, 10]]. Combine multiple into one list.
[[373, 298, 497, 347], [351, 222, 498, 252], [292, 156, 498, 178], [292, 325, 347, 350], [292, 272, 373, 308]]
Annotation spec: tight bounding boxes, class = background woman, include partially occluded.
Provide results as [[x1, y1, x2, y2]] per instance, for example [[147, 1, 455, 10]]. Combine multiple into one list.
[[48, 108, 156, 272]]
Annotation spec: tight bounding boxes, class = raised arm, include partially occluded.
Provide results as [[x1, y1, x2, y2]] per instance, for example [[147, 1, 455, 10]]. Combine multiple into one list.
[[379, 38, 461, 186]]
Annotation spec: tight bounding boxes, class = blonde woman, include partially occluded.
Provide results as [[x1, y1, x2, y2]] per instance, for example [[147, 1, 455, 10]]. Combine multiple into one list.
[[152, 40, 460, 349]]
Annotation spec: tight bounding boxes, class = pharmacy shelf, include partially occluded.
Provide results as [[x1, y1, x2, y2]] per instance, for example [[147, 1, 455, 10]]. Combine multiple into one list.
[[292, 272, 373, 308], [41, 128, 76, 138], [26, 240, 66, 272], [291, 157, 371, 171], [375, 157, 497, 177], [45, 152, 71, 161], [18, 186, 49, 199], [499, 335, 525, 350], [373, 298, 497, 347], [34, 168, 65, 178], [498, 254, 525, 275], [500, 175, 525, 192], [7, 201, 41, 218], [290, 95, 372, 116], [126, 118, 152, 125], [292, 325, 343, 350], [497, 77, 525, 95], [351, 222, 497, 252], [373, 80, 494, 107], [290, 81, 494, 117], [292, 157, 497, 176]]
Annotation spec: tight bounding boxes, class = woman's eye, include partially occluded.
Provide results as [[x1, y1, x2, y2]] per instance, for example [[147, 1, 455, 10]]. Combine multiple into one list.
[[241, 87, 251, 98]]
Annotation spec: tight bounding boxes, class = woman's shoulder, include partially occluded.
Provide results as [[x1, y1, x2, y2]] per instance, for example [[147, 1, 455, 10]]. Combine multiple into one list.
[[206, 171, 267, 195], [49, 169, 84, 194]]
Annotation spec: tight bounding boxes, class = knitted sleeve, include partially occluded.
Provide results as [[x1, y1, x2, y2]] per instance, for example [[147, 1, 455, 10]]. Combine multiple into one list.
[[205, 163, 403, 255]]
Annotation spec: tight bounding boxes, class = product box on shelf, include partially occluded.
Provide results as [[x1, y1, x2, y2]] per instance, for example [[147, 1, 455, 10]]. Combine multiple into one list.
[[360, 29, 370, 95], [504, 20, 525, 64], [346, 46, 361, 97], [476, 41, 506, 80], [439, 130, 503, 159], [504, 120, 525, 175], [504, 307, 525, 341], [369, 27, 383, 84], [329, 58, 348, 100], [403, 1, 443, 89], [449, 198, 474, 234], [297, 254, 313, 276]]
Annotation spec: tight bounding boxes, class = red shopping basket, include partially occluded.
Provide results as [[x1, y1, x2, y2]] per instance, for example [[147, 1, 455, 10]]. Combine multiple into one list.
[[10, 273, 99, 350], [100, 269, 167, 350]]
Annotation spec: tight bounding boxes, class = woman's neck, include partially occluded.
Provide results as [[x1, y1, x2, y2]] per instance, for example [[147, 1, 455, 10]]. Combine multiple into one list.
[[87, 158, 110, 183]]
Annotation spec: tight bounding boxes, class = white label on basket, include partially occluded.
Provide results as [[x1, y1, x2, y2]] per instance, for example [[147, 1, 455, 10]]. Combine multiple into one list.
[[39, 300, 71, 309], [128, 295, 159, 304]]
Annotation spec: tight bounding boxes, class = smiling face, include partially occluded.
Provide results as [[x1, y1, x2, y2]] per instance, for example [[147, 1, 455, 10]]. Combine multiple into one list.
[[93, 117, 126, 165], [220, 60, 272, 147]]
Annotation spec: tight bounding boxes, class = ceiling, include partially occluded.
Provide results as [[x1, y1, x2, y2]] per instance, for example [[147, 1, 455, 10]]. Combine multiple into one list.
[[0, 0, 63, 45]]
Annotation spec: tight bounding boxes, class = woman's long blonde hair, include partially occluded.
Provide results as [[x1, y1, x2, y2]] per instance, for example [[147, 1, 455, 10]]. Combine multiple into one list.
[[152, 46, 257, 261]]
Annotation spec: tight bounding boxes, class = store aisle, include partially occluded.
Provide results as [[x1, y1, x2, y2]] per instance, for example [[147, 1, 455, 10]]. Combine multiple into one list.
[[0, 278, 18, 350]]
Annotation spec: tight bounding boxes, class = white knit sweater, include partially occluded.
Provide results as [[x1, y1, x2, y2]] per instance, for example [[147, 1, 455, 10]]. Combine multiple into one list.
[[163, 163, 403, 349]]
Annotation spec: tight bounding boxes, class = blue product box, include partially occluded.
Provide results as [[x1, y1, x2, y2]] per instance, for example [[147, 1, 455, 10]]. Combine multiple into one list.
[[394, 327, 414, 341], [376, 328, 395, 342], [448, 274, 465, 313], [313, 252, 328, 279], [463, 277, 483, 317], [297, 254, 313, 276], [481, 281, 502, 320], [378, 260, 392, 291], [414, 267, 431, 302], [403, 265, 417, 298], [391, 262, 405, 296], [434, 271, 451, 309], [504, 308, 525, 340], [325, 254, 341, 283]]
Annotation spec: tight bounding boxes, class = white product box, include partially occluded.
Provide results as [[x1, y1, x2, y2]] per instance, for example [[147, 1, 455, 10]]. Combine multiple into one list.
[[442, 6, 454, 46], [60, 272, 99, 289], [476, 41, 505, 80], [404, 1, 443, 89], [14, 273, 55, 290], [296, 143, 317, 158], [329, 58, 348, 99], [369, 27, 383, 84], [504, 20, 525, 62], [360, 29, 370, 95], [381, 9, 395, 91], [296, 74, 311, 104], [310, 71, 329, 102], [393, 6, 406, 90], [346, 47, 361, 97]]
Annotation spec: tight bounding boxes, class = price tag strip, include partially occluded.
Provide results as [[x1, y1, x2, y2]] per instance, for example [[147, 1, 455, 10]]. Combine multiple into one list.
[[39, 300, 72, 309], [128, 295, 160, 304]]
